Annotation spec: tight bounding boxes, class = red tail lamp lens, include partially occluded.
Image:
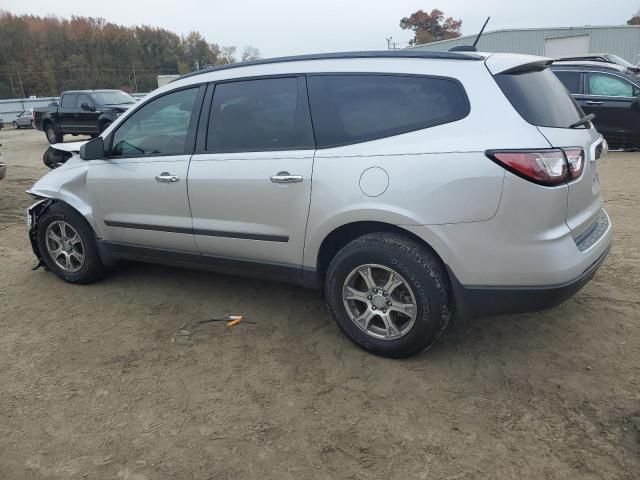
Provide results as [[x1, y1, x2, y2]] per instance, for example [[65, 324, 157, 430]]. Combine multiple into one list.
[[488, 150, 568, 186]]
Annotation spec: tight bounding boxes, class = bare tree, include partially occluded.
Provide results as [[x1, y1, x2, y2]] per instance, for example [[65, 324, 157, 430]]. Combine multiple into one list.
[[241, 46, 262, 62], [217, 46, 237, 65]]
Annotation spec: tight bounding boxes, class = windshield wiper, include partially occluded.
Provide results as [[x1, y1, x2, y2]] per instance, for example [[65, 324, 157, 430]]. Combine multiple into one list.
[[569, 113, 595, 129]]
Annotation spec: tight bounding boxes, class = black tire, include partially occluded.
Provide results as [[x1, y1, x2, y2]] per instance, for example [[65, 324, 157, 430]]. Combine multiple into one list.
[[30, 119, 35, 129], [325, 233, 451, 358], [44, 123, 63, 144], [12, 121, 18, 129], [99, 120, 112, 133], [36, 203, 107, 284]]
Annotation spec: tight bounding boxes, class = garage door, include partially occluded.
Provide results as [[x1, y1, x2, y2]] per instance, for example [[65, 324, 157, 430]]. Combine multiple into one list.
[[544, 35, 590, 58]]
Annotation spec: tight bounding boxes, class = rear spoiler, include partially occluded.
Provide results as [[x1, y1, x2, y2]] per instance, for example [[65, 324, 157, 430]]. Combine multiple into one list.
[[485, 54, 553, 75], [499, 60, 553, 75]]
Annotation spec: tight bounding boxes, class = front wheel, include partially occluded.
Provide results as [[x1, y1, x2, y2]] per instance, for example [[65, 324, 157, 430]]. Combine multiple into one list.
[[99, 120, 112, 133], [325, 233, 451, 358], [36, 203, 107, 284], [12, 121, 18, 129]]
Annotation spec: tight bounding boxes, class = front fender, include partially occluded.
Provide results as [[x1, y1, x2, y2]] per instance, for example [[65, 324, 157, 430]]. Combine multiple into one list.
[[27, 160, 100, 236]]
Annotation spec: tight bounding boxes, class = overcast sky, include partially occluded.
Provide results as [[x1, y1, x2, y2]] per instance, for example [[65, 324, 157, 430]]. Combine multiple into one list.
[[1, 0, 638, 57]]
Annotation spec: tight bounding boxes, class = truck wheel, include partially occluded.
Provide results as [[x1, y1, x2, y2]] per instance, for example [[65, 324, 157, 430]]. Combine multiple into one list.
[[99, 120, 112, 133], [325, 232, 451, 358], [44, 123, 63, 144], [36, 203, 107, 284]]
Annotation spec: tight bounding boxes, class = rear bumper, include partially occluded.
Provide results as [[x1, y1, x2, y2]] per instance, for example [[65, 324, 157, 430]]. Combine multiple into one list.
[[448, 243, 610, 319]]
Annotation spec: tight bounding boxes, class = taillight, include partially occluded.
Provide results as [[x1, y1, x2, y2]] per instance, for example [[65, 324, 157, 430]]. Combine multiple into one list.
[[486, 148, 585, 186], [563, 148, 584, 180]]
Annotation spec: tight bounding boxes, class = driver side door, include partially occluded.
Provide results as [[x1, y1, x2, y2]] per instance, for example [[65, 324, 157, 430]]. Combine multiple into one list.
[[582, 72, 640, 141], [87, 85, 205, 253]]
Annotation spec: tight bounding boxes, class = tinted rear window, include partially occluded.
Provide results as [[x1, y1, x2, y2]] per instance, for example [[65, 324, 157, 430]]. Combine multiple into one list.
[[494, 68, 584, 128], [307, 74, 469, 148], [553, 70, 581, 94]]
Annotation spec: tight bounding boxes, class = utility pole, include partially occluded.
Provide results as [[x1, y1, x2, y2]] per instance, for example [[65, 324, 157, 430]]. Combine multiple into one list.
[[132, 63, 138, 93], [9, 74, 15, 97], [386, 37, 393, 50], [17, 66, 26, 98]]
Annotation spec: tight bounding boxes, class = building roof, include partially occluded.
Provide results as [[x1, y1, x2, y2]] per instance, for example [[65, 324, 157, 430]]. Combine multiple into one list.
[[405, 25, 640, 49]]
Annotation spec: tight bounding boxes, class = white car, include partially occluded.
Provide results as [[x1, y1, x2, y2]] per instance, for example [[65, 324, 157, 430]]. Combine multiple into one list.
[[26, 51, 611, 357]]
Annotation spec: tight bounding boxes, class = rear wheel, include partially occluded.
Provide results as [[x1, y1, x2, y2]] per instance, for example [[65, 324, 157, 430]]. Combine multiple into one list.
[[44, 123, 63, 144], [36, 203, 107, 284], [325, 232, 451, 358], [30, 119, 35, 128]]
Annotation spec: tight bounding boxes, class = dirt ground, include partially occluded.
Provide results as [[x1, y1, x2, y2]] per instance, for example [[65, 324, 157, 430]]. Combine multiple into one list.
[[0, 127, 638, 479]]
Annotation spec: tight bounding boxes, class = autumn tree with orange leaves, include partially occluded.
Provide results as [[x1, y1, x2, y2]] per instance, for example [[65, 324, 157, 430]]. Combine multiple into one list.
[[400, 9, 462, 45]]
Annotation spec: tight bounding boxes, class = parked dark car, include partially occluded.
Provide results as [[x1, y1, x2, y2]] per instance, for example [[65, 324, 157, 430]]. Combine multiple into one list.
[[551, 62, 640, 149], [0, 145, 5, 180], [555, 53, 640, 73], [34, 90, 136, 144], [12, 109, 34, 129]]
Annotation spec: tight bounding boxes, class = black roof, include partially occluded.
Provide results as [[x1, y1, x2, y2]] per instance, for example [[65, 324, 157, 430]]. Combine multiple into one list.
[[176, 50, 482, 81]]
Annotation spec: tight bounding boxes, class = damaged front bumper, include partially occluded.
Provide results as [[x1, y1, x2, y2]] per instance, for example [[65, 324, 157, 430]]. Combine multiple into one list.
[[27, 197, 53, 269]]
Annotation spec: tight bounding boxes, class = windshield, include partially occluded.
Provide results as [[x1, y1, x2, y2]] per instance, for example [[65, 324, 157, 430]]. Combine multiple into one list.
[[93, 91, 135, 105], [606, 54, 635, 68]]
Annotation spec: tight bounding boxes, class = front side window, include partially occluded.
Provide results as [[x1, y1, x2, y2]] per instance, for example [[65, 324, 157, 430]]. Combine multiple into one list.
[[307, 74, 469, 148], [206, 77, 312, 152], [111, 88, 198, 157], [77, 94, 92, 109], [61, 94, 75, 109], [553, 71, 581, 94], [588, 73, 635, 97]]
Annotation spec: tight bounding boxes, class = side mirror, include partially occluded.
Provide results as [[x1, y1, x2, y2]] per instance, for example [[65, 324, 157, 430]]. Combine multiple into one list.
[[80, 102, 95, 112], [80, 136, 105, 160]]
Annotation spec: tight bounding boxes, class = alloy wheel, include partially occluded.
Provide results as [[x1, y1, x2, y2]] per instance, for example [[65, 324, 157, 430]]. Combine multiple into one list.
[[342, 264, 417, 340], [45, 221, 85, 272]]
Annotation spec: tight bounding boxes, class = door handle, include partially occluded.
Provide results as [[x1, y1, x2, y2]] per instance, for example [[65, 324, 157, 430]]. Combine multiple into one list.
[[155, 172, 180, 183], [585, 100, 603, 105], [270, 171, 303, 184]]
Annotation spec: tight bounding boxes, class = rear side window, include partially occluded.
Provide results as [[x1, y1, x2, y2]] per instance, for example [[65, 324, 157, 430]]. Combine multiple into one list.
[[495, 68, 584, 128], [307, 74, 469, 148], [553, 71, 581, 94], [207, 77, 314, 152], [61, 94, 76, 109]]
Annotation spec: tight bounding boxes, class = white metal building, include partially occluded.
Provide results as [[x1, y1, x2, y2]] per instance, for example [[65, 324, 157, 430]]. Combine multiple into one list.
[[407, 25, 640, 64]]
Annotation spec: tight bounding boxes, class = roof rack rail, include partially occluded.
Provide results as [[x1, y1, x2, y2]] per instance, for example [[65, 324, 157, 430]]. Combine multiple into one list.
[[174, 50, 482, 82]]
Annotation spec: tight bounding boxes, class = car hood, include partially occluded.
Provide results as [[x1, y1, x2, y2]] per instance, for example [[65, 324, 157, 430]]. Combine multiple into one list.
[[49, 141, 88, 154]]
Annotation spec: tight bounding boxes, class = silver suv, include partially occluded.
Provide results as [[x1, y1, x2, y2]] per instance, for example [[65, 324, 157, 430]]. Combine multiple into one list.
[[27, 51, 611, 358]]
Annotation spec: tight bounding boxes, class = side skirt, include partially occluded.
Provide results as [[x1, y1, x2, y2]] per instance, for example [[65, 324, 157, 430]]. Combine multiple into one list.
[[100, 241, 320, 289]]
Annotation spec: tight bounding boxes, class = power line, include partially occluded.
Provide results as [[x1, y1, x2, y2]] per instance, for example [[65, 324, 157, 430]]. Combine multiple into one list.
[[0, 67, 179, 76]]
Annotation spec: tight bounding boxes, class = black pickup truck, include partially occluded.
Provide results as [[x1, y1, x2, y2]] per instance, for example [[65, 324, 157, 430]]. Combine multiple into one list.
[[34, 90, 137, 144]]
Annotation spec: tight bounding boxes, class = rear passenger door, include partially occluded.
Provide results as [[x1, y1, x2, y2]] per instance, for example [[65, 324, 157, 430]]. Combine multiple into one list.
[[188, 76, 315, 275], [58, 93, 77, 132]]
